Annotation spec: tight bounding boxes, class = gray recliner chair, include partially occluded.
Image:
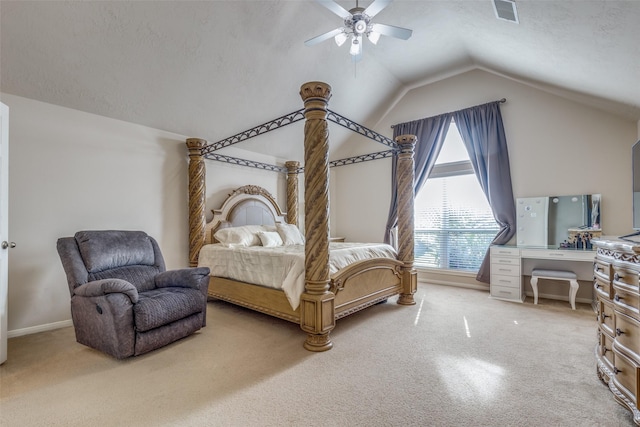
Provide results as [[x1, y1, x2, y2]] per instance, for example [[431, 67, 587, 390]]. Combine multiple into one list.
[[57, 230, 210, 359]]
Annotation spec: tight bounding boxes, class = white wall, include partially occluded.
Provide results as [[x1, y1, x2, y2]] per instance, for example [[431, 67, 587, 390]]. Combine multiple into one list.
[[334, 69, 638, 247], [331, 160, 392, 243], [2, 93, 283, 335]]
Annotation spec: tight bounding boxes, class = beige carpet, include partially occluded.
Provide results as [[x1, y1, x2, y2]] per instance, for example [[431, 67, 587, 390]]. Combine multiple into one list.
[[0, 283, 634, 426]]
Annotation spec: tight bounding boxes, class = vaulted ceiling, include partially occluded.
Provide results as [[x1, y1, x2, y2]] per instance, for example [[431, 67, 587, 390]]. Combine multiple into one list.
[[2, 1, 639, 161]]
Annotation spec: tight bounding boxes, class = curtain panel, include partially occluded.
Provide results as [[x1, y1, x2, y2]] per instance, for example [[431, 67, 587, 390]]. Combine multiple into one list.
[[453, 101, 516, 283]]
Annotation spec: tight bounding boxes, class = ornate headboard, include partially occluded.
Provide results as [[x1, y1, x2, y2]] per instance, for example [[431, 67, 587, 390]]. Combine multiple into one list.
[[205, 185, 288, 244]]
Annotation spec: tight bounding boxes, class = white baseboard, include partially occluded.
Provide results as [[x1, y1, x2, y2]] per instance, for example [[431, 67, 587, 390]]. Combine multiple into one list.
[[524, 291, 593, 305], [419, 277, 488, 292], [419, 277, 593, 305], [8, 319, 73, 338]]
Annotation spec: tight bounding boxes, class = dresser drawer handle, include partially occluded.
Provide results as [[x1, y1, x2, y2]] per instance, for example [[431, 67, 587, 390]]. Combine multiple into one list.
[[615, 294, 623, 302], [614, 367, 621, 375], [616, 328, 625, 336], [614, 273, 620, 281], [601, 313, 610, 321], [603, 346, 610, 354]]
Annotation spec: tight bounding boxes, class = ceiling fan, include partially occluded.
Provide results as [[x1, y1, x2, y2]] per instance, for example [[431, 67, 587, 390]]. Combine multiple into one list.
[[305, 0, 412, 61]]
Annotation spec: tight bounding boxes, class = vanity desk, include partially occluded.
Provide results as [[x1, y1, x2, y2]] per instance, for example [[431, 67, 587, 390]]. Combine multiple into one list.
[[493, 193, 601, 303], [490, 245, 596, 303]]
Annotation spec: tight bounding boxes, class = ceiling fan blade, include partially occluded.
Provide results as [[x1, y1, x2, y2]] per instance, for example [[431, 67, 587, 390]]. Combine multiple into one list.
[[363, 0, 392, 18], [304, 27, 345, 46], [315, 0, 351, 19], [371, 23, 412, 40]]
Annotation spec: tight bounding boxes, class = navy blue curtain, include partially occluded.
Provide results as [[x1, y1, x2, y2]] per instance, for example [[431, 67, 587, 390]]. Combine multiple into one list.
[[453, 101, 516, 283]]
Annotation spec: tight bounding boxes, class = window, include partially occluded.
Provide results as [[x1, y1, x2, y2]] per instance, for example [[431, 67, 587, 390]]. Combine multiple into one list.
[[414, 123, 499, 271]]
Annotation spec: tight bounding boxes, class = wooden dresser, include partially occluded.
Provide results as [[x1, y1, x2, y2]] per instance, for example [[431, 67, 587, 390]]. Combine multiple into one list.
[[593, 237, 640, 424]]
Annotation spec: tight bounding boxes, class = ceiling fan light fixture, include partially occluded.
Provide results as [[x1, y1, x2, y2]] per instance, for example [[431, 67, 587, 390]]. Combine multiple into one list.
[[349, 37, 361, 56], [354, 19, 367, 34], [306, 0, 412, 61], [367, 31, 381, 45], [334, 32, 348, 47]]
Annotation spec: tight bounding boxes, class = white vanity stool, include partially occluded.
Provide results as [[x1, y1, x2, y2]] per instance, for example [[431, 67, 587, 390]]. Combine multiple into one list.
[[530, 268, 579, 310]]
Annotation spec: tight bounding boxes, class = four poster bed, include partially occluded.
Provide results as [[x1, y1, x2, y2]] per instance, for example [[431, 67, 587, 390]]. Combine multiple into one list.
[[186, 82, 418, 351]]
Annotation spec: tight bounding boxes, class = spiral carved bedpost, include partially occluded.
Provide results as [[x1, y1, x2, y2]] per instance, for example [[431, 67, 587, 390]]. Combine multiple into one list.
[[186, 138, 207, 267], [395, 135, 417, 305], [285, 161, 300, 226], [299, 82, 335, 352]]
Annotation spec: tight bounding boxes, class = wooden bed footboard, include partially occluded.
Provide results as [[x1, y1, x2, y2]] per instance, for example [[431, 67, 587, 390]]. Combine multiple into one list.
[[207, 257, 404, 325], [331, 258, 404, 318]]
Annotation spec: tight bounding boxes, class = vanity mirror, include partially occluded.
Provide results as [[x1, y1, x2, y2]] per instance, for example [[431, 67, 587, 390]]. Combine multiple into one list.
[[516, 194, 601, 248]]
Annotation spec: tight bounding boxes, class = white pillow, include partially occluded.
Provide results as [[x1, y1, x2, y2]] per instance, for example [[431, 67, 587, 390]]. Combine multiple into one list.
[[214, 225, 267, 247], [276, 223, 305, 245], [257, 231, 283, 248]]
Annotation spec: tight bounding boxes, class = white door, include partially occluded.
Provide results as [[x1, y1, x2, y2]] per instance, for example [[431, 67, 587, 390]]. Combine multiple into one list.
[[0, 102, 11, 364]]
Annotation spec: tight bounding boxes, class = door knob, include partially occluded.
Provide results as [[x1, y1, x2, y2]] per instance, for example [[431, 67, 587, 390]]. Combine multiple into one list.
[[1, 241, 15, 249]]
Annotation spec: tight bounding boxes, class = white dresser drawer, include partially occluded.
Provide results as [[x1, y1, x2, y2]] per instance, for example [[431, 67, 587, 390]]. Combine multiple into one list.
[[491, 246, 520, 257], [491, 274, 521, 288], [491, 263, 520, 276], [520, 248, 595, 262], [492, 256, 520, 267], [490, 284, 523, 301]]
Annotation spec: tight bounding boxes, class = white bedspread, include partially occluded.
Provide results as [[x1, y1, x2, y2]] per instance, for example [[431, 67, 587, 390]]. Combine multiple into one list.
[[197, 242, 397, 310]]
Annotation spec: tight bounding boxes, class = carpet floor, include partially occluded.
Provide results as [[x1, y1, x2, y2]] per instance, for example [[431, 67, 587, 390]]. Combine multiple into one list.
[[0, 282, 635, 426]]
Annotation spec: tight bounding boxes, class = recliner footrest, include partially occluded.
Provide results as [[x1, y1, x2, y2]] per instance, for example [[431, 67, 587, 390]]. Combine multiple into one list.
[[134, 287, 205, 332]]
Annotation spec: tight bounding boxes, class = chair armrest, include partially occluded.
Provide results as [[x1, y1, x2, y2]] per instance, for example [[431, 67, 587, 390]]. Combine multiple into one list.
[[73, 279, 139, 304], [155, 267, 210, 290]]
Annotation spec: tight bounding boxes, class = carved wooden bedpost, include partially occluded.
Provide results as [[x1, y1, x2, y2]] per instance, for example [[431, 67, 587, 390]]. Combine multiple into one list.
[[395, 134, 417, 305], [299, 82, 334, 352], [285, 161, 300, 226], [186, 138, 207, 267]]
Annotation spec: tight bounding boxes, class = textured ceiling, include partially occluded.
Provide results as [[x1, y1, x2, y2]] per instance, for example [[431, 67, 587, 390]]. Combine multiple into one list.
[[1, 0, 639, 161]]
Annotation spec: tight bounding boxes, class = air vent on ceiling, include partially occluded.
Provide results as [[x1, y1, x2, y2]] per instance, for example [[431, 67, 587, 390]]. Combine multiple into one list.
[[493, 0, 519, 24]]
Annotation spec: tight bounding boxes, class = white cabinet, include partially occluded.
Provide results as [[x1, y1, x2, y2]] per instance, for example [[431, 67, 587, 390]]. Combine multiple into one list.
[[490, 246, 524, 302]]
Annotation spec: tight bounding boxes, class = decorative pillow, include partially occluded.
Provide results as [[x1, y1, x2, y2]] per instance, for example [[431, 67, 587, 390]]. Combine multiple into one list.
[[214, 225, 267, 247], [276, 223, 305, 245], [257, 231, 283, 248]]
